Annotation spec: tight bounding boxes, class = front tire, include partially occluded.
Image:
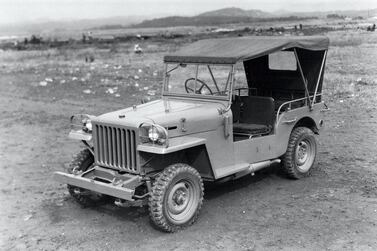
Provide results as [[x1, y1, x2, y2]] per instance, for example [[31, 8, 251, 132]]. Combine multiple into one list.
[[67, 149, 109, 207], [281, 127, 317, 179], [149, 163, 204, 232]]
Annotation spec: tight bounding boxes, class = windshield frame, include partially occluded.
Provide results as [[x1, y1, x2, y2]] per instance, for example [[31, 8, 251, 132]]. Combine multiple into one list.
[[162, 62, 235, 103]]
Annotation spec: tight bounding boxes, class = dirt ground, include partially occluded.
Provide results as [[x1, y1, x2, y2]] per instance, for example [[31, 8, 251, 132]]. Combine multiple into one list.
[[0, 29, 377, 250]]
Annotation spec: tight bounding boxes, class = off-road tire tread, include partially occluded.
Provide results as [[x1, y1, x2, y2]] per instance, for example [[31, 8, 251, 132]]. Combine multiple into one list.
[[149, 163, 204, 233], [281, 127, 317, 179], [67, 149, 108, 207]]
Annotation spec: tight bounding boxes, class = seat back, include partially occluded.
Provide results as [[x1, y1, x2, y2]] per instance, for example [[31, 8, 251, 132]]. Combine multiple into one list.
[[240, 96, 275, 126], [231, 95, 242, 122]]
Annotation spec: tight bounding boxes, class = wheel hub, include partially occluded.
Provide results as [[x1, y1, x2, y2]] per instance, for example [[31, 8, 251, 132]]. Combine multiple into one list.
[[168, 182, 190, 215], [296, 141, 308, 165], [295, 138, 315, 173], [173, 190, 187, 205]]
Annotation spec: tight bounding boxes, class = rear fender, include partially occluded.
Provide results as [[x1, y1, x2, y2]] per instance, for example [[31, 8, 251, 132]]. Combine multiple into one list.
[[293, 116, 320, 134]]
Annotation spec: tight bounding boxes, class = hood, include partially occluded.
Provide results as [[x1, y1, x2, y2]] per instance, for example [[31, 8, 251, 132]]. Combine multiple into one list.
[[93, 98, 227, 136]]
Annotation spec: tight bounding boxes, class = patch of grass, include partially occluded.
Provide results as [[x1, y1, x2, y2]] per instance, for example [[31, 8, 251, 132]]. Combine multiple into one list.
[[328, 30, 377, 47], [322, 31, 377, 102]]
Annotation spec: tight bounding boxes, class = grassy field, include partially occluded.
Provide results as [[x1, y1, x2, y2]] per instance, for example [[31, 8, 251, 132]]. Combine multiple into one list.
[[0, 22, 376, 250]]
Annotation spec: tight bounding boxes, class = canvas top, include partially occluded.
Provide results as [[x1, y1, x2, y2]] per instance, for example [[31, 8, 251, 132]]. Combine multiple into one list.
[[164, 36, 329, 64]]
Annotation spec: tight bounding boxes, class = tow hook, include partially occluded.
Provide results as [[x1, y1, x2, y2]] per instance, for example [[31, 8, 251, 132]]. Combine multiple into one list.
[[73, 188, 90, 196], [114, 198, 145, 207], [72, 166, 83, 175], [114, 199, 129, 207]]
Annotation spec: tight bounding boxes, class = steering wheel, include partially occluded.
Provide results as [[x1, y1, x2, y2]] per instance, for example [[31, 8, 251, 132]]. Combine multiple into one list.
[[184, 78, 213, 95]]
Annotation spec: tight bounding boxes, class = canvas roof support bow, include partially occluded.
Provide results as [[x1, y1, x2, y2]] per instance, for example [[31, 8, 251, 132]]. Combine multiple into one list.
[[312, 50, 327, 107], [207, 65, 221, 93], [293, 48, 312, 110]]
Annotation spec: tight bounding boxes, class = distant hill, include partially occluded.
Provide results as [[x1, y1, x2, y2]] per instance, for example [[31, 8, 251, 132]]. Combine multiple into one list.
[[132, 15, 314, 28], [2, 6, 376, 37], [273, 8, 377, 18], [133, 7, 377, 28], [198, 7, 273, 18], [133, 7, 315, 28]]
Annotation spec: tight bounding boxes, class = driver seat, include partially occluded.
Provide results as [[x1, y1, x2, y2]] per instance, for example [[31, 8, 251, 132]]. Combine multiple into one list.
[[233, 96, 275, 136]]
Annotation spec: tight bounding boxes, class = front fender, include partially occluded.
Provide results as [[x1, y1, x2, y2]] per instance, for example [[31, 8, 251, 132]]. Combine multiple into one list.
[[69, 113, 94, 141], [137, 136, 214, 180], [68, 129, 92, 141], [137, 136, 206, 154]]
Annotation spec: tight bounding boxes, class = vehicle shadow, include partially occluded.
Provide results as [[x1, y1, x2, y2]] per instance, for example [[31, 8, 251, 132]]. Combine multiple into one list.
[[97, 203, 150, 221]]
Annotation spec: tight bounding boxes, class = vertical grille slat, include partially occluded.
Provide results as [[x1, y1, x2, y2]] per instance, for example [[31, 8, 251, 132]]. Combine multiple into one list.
[[130, 131, 136, 171], [94, 125, 99, 162], [94, 124, 138, 173], [126, 130, 131, 169], [116, 128, 121, 168], [121, 129, 126, 168], [112, 128, 117, 167], [98, 126, 103, 164], [100, 126, 105, 164], [107, 127, 112, 166], [103, 126, 108, 164]]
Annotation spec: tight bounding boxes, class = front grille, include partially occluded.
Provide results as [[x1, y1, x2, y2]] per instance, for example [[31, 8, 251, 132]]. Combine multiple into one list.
[[93, 124, 139, 173]]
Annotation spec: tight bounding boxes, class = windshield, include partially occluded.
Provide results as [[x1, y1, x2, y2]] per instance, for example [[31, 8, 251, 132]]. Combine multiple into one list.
[[163, 63, 233, 99]]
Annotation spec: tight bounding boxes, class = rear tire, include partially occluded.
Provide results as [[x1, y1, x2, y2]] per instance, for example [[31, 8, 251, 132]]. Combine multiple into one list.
[[149, 163, 204, 232], [67, 149, 110, 207], [281, 127, 317, 179]]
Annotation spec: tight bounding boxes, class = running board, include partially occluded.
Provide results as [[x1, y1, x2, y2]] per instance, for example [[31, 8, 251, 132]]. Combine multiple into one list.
[[215, 159, 281, 180]]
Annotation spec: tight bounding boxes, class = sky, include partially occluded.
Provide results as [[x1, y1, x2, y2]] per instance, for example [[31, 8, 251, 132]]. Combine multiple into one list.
[[0, 0, 376, 24]]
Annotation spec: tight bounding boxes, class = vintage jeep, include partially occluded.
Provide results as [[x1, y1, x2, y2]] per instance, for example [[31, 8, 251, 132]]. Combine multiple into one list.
[[54, 36, 329, 232]]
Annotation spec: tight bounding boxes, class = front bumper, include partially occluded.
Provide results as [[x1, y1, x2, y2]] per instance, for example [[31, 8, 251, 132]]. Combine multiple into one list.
[[53, 166, 144, 201]]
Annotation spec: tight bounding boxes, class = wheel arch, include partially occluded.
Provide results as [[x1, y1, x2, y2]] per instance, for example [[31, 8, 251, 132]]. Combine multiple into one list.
[[293, 116, 319, 134], [138, 144, 214, 180]]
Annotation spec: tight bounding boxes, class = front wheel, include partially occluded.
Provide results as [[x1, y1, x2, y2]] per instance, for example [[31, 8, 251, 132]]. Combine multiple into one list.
[[281, 127, 317, 179], [67, 149, 110, 207], [149, 163, 204, 232]]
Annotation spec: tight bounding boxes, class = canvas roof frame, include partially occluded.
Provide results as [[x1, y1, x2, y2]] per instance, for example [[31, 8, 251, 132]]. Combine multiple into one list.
[[163, 36, 329, 106]]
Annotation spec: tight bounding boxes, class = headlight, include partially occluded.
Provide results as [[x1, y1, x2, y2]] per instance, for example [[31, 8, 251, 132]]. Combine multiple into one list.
[[148, 126, 160, 142], [83, 118, 92, 132], [148, 125, 167, 144], [70, 114, 94, 133], [140, 123, 168, 146]]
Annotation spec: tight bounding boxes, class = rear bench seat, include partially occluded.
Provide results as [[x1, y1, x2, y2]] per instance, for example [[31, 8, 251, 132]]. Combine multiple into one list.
[[231, 96, 275, 136]]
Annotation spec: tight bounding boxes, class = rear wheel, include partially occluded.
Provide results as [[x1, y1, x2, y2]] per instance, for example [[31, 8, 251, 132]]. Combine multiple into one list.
[[281, 127, 317, 179], [149, 163, 204, 232], [67, 149, 109, 207]]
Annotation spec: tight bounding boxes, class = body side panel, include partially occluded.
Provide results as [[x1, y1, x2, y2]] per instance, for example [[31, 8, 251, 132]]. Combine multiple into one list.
[[232, 102, 324, 167], [189, 127, 235, 179], [274, 102, 324, 156]]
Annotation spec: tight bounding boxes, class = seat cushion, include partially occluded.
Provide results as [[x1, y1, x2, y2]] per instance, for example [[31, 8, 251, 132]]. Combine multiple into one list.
[[233, 123, 271, 135], [241, 96, 275, 126]]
